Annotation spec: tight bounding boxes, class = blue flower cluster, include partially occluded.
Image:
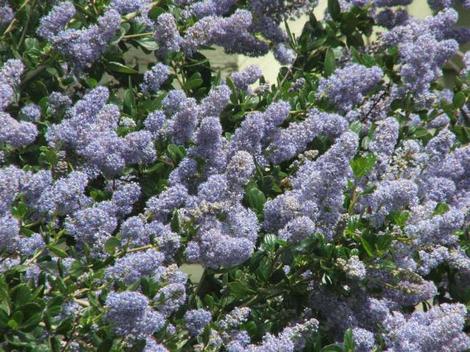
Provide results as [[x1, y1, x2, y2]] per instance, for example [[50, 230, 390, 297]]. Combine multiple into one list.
[[38, 2, 120, 70], [1, 1, 470, 351]]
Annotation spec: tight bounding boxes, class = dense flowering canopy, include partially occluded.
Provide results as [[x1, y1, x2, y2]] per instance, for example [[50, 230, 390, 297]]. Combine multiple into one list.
[[0, 0, 469, 351]]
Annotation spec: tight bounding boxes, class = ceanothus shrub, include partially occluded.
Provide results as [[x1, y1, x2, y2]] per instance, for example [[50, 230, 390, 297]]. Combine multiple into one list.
[[0, 0, 469, 351]]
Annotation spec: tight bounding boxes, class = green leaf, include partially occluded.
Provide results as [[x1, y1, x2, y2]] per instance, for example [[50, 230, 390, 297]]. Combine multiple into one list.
[[11, 201, 28, 219], [47, 244, 67, 258], [433, 202, 450, 215], [49, 336, 61, 352], [24, 38, 39, 51], [412, 127, 433, 143], [321, 344, 343, 352], [351, 154, 377, 179], [123, 88, 135, 114], [256, 257, 271, 281], [106, 61, 138, 74], [245, 187, 266, 214], [141, 277, 159, 299], [0, 309, 9, 327], [12, 285, 32, 307], [135, 38, 159, 51], [343, 328, 355, 352], [228, 282, 256, 298], [39, 146, 59, 167], [167, 144, 186, 162], [84, 77, 98, 88], [453, 91, 466, 109], [328, 0, 341, 20], [452, 125, 470, 144], [349, 121, 362, 134], [360, 236, 374, 257], [7, 319, 19, 329], [97, 338, 114, 352], [375, 234, 393, 253], [389, 211, 410, 227], [324, 48, 336, 76], [350, 47, 363, 64], [104, 237, 120, 254], [186, 72, 204, 90], [55, 317, 73, 335], [21, 312, 43, 330], [143, 162, 166, 175]]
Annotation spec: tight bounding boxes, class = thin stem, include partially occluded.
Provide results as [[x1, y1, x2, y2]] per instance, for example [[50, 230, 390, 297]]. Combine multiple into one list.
[[348, 184, 358, 214], [123, 32, 154, 39], [1, 0, 32, 37], [126, 244, 155, 253], [73, 298, 90, 307], [2, 19, 17, 37], [25, 248, 44, 265], [61, 317, 79, 352], [456, 50, 466, 59], [171, 62, 188, 93], [18, 0, 36, 49], [123, 1, 161, 22], [22, 64, 47, 85], [196, 269, 207, 295], [361, 86, 388, 122], [445, 59, 461, 73], [272, 68, 292, 101], [17, 0, 33, 13]]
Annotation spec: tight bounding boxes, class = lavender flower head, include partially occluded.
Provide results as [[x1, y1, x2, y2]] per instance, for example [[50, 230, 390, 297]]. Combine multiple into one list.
[[48, 91, 72, 113], [274, 43, 297, 65], [20, 104, 41, 122], [37, 2, 76, 40], [105, 249, 165, 284], [37, 171, 90, 216], [183, 9, 268, 57], [383, 303, 470, 352], [1, 59, 24, 110], [184, 309, 212, 336], [231, 65, 262, 91], [463, 51, 470, 76], [352, 328, 375, 352], [105, 291, 165, 338], [48, 9, 121, 70], [0, 2, 14, 26], [110, 0, 150, 14], [162, 89, 187, 116], [155, 13, 182, 55], [316, 64, 383, 112], [144, 338, 169, 352], [0, 112, 38, 148], [141, 63, 171, 93]]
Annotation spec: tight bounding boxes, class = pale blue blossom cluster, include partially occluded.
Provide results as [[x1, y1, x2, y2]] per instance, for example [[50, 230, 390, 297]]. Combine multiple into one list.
[[316, 64, 383, 112], [47, 87, 156, 176], [105, 291, 165, 339], [20, 104, 41, 122], [382, 9, 459, 101], [152, 0, 311, 63], [227, 318, 319, 352], [1, 1, 470, 351], [182, 9, 269, 56], [0, 60, 38, 148], [231, 65, 262, 91], [184, 309, 212, 336], [38, 2, 120, 70], [110, 0, 151, 14], [383, 304, 470, 351], [141, 63, 171, 93], [266, 132, 358, 240], [0, 2, 14, 25]]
